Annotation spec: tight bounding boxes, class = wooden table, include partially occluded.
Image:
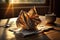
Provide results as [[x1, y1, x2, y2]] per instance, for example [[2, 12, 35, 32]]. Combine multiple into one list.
[[0, 16, 60, 40]]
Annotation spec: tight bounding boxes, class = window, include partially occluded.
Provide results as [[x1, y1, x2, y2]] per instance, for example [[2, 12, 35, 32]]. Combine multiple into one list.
[[0, 0, 45, 4], [9, 0, 45, 4]]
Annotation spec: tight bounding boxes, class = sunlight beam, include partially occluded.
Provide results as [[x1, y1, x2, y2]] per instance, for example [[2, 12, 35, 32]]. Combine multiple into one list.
[[9, 0, 19, 4], [5, 1, 14, 17]]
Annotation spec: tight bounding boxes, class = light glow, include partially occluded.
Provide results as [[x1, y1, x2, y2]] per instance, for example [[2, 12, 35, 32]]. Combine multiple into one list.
[[11, 0, 14, 4], [5, 1, 14, 17], [9, 0, 20, 4]]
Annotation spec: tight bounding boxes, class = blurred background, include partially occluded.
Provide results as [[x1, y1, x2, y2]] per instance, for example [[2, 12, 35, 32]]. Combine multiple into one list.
[[0, 0, 60, 19]]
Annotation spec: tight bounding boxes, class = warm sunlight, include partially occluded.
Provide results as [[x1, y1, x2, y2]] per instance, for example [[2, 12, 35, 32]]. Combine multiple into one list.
[[10, 0, 14, 4], [9, 0, 14, 4], [9, 0, 20, 4]]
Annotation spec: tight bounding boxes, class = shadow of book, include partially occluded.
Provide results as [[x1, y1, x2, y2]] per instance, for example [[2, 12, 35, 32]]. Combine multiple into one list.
[[14, 33, 51, 40]]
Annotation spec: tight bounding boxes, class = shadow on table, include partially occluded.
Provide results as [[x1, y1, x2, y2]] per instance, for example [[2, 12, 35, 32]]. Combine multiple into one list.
[[0, 28, 7, 40], [53, 23, 60, 32], [14, 33, 51, 40]]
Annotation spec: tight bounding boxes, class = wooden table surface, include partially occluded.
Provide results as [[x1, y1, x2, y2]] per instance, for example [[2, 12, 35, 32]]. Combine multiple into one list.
[[0, 16, 60, 40]]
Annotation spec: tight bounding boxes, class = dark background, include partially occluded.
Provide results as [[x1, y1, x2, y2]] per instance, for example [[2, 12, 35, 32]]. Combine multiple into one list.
[[55, 0, 60, 17], [0, 0, 60, 19]]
